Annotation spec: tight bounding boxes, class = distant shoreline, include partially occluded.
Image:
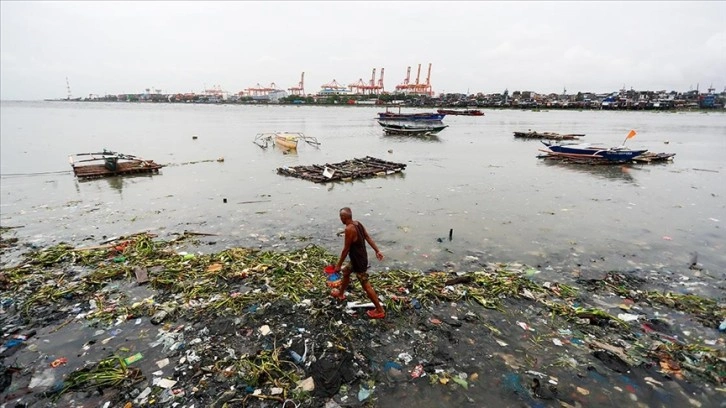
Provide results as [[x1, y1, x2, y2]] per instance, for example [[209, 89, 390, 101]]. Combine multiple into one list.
[[2, 99, 723, 112]]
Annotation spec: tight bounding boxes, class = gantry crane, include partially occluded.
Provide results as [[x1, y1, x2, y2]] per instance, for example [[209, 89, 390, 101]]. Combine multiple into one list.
[[288, 72, 305, 96]]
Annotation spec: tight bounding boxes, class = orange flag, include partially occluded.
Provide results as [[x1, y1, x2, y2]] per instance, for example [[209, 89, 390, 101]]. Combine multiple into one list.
[[626, 130, 637, 139]]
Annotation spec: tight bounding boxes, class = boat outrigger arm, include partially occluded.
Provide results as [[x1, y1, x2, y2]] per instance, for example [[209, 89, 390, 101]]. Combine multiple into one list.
[[69, 150, 146, 165], [253, 132, 321, 149]]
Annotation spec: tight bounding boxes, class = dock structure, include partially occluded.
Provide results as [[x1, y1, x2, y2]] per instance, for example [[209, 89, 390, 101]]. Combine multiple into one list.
[[277, 156, 406, 183], [514, 131, 585, 140]]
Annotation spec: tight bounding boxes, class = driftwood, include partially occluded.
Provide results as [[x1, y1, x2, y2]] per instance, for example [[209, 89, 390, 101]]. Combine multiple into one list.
[[181, 231, 219, 237], [74, 232, 158, 251], [445, 276, 474, 286], [277, 156, 406, 183]]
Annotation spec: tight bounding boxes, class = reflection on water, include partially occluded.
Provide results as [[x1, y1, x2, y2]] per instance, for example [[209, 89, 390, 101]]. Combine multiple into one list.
[[381, 133, 442, 143], [538, 158, 638, 184], [105, 175, 125, 192], [73, 173, 160, 194]]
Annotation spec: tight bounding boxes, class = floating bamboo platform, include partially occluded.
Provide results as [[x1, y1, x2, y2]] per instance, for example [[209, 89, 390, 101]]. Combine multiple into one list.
[[632, 152, 677, 163], [537, 151, 675, 165], [72, 160, 163, 179], [277, 156, 406, 183], [514, 131, 585, 140]]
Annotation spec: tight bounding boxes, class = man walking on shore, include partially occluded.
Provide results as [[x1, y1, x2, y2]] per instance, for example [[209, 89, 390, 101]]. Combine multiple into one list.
[[334, 207, 386, 319]]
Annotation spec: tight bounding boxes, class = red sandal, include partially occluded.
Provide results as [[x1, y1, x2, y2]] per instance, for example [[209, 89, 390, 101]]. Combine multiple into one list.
[[366, 309, 386, 319]]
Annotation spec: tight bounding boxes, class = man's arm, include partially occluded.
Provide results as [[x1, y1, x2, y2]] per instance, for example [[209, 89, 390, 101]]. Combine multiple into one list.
[[363, 227, 384, 261], [335, 224, 356, 270]]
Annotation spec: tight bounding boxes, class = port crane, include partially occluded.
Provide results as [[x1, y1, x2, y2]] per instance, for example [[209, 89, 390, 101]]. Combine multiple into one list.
[[288, 72, 305, 96], [349, 68, 385, 95], [395, 63, 433, 96], [320, 79, 348, 95]]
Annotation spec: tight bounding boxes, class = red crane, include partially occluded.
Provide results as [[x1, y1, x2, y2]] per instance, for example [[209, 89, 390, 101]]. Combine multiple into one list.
[[395, 66, 412, 92], [410, 63, 433, 96], [320, 79, 348, 95], [376, 67, 385, 93], [395, 63, 433, 95], [246, 82, 279, 97], [288, 72, 305, 96], [348, 78, 367, 94]]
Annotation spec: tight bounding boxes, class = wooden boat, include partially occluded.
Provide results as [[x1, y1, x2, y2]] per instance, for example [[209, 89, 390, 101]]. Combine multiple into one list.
[[275, 133, 299, 150], [378, 121, 448, 136], [254, 132, 320, 150], [538, 150, 675, 165], [513, 131, 585, 140], [377, 109, 445, 121], [69, 150, 163, 179], [436, 109, 484, 116], [541, 141, 648, 162]]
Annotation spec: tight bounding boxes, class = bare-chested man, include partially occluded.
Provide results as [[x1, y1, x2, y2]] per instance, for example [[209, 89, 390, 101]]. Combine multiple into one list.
[[334, 207, 385, 319]]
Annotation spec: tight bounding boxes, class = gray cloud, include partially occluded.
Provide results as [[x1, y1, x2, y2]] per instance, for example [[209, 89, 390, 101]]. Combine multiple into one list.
[[1, 1, 724, 100]]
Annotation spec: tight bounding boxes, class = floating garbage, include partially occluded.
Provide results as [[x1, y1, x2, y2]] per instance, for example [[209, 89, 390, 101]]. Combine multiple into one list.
[[410, 364, 425, 379], [123, 352, 143, 365], [357, 384, 371, 401], [397, 352, 413, 365], [618, 313, 641, 322]]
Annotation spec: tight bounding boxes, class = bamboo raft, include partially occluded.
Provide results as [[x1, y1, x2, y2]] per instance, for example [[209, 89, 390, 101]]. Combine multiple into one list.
[[632, 152, 677, 163], [514, 131, 585, 140], [277, 156, 406, 183], [537, 151, 676, 165]]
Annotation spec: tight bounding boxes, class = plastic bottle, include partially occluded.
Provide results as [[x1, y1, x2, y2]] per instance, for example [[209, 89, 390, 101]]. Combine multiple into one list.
[[289, 350, 303, 364]]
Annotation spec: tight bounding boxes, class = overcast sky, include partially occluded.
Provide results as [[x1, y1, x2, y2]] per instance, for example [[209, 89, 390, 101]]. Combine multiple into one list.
[[1, 1, 724, 100]]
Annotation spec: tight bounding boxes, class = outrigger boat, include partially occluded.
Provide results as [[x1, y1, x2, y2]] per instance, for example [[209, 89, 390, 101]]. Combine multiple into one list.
[[436, 109, 484, 116], [377, 106, 446, 121], [69, 150, 163, 179], [378, 121, 448, 136], [540, 130, 648, 162], [253, 132, 321, 151], [377, 111, 446, 121], [541, 141, 648, 162]]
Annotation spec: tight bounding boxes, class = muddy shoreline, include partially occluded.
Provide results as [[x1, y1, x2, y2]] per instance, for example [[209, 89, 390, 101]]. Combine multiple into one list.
[[0, 229, 724, 407]]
